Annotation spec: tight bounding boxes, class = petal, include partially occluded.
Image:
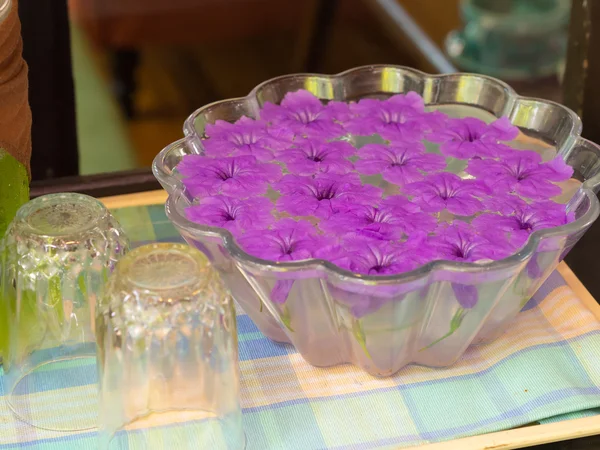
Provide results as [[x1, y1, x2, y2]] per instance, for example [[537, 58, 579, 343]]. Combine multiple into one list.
[[271, 280, 294, 304], [446, 196, 483, 216], [382, 165, 424, 185], [541, 156, 574, 181], [452, 284, 478, 308], [281, 89, 323, 110], [276, 194, 319, 216], [488, 116, 519, 141], [515, 178, 562, 199], [354, 158, 389, 175]]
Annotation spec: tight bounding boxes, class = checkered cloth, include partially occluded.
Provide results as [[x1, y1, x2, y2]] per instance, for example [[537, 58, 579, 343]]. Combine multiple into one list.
[[1, 203, 600, 449]]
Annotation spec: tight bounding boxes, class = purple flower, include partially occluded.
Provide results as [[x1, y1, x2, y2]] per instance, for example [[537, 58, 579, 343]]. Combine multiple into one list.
[[274, 173, 383, 219], [259, 90, 348, 139], [472, 202, 573, 249], [427, 222, 512, 263], [380, 196, 439, 234], [276, 139, 355, 175], [319, 203, 409, 241], [331, 238, 419, 275], [452, 284, 479, 309], [237, 218, 321, 262], [179, 155, 282, 197], [203, 117, 287, 161], [185, 195, 274, 236], [354, 143, 446, 185], [466, 152, 574, 199], [344, 92, 442, 141], [481, 192, 529, 215], [405, 172, 490, 216], [428, 117, 519, 159], [319, 195, 437, 241]]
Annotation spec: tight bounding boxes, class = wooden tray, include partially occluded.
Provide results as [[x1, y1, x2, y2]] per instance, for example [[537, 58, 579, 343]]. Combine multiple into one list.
[[100, 190, 600, 450]]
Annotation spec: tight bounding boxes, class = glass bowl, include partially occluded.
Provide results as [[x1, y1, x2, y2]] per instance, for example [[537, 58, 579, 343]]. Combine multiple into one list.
[[153, 65, 600, 377]]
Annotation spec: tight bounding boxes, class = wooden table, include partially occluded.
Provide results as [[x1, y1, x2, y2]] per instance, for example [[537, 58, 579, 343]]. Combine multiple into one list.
[[99, 190, 600, 450]]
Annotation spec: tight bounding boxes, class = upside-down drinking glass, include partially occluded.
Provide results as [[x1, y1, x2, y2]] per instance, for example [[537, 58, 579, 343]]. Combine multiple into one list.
[[97, 243, 244, 450], [0, 193, 129, 431]]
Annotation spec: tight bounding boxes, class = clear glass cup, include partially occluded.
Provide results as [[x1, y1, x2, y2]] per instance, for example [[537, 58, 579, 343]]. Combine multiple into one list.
[[97, 243, 244, 450], [0, 193, 129, 431]]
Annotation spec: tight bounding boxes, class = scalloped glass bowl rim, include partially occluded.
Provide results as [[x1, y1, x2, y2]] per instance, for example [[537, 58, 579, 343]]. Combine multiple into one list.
[[155, 65, 600, 284]]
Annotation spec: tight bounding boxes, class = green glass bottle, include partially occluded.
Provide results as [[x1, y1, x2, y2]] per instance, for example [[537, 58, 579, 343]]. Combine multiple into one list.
[[0, 149, 29, 361], [0, 149, 29, 236]]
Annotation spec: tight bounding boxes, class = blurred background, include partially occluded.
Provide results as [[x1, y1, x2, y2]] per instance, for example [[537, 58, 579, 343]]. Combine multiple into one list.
[[21, 0, 571, 180]]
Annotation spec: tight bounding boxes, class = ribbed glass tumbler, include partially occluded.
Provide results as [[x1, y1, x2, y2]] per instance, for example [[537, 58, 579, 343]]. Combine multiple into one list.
[[97, 243, 244, 450], [0, 193, 129, 431]]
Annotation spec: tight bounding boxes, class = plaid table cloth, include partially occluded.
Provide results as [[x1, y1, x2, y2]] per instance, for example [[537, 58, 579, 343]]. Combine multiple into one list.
[[1, 203, 600, 449]]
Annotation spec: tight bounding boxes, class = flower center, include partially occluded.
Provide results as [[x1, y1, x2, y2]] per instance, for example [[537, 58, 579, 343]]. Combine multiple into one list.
[[315, 184, 337, 201], [437, 187, 456, 201], [280, 240, 296, 256], [506, 158, 532, 181], [367, 209, 391, 224], [380, 109, 408, 125], [220, 204, 241, 222], [519, 220, 533, 231], [308, 155, 324, 162], [215, 161, 240, 181], [370, 264, 386, 273], [464, 129, 481, 142], [452, 246, 466, 259], [292, 109, 319, 124], [231, 132, 257, 146]]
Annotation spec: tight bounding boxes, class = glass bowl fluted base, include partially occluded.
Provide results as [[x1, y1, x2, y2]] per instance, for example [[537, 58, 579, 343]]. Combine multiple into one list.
[[154, 65, 600, 377], [171, 221, 590, 377]]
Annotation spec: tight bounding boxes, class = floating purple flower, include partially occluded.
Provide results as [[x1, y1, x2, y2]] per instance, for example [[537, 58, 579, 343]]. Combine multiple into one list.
[[179, 155, 282, 197], [319, 195, 436, 241], [237, 218, 321, 263], [274, 173, 383, 219], [428, 117, 519, 159], [427, 222, 512, 263], [466, 152, 574, 199], [185, 195, 273, 236], [329, 238, 419, 275], [260, 90, 348, 139], [203, 117, 287, 161], [405, 172, 490, 216], [319, 203, 409, 241], [472, 202, 573, 249], [344, 92, 442, 141], [481, 192, 529, 215], [380, 196, 439, 234], [276, 139, 355, 175], [354, 143, 446, 185]]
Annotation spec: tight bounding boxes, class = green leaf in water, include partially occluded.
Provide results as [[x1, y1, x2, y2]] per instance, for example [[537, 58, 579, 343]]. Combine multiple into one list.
[[420, 308, 467, 351], [280, 306, 294, 332], [48, 275, 65, 332], [78, 274, 88, 299], [352, 319, 372, 359]]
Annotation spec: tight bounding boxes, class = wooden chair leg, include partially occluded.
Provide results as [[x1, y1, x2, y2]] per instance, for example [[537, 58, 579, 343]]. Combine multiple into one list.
[[291, 0, 339, 73], [112, 49, 141, 119]]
